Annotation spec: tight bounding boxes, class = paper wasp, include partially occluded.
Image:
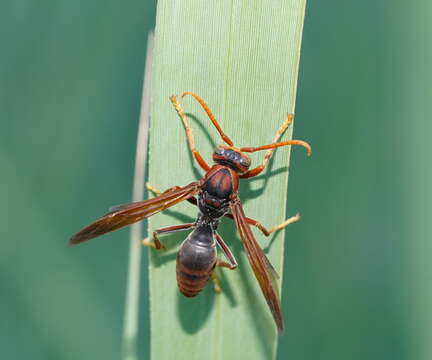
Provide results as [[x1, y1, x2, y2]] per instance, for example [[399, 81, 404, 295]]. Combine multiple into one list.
[[70, 92, 311, 333]]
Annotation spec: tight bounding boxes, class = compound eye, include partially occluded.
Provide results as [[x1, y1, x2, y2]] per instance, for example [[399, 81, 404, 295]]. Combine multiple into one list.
[[240, 157, 251, 168], [214, 148, 224, 156], [228, 151, 237, 160]]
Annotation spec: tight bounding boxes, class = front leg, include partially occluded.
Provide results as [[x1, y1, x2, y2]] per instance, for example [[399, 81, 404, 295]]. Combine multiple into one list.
[[170, 95, 211, 172]]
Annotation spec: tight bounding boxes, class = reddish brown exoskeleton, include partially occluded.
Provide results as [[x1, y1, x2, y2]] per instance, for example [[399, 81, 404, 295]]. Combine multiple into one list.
[[70, 92, 311, 333]]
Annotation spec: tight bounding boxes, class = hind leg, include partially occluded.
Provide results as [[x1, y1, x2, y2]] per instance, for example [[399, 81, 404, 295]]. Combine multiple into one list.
[[210, 232, 238, 293]]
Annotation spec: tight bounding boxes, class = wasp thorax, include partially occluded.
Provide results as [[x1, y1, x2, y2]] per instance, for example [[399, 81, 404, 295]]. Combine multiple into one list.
[[212, 146, 251, 174]]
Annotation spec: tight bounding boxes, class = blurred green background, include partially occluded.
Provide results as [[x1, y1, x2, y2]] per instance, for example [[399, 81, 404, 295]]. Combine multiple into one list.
[[1, 1, 430, 360]]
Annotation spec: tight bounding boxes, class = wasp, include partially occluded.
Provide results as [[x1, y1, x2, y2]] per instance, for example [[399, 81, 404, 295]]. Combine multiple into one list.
[[70, 92, 311, 333]]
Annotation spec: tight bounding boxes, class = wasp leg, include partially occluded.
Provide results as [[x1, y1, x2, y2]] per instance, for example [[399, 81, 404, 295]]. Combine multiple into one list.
[[181, 91, 234, 147], [145, 183, 163, 196], [146, 183, 184, 196], [224, 213, 300, 237], [147, 183, 299, 238], [142, 223, 195, 250], [214, 232, 238, 269], [211, 271, 222, 294], [210, 233, 238, 294], [146, 183, 198, 205], [240, 113, 294, 179], [211, 259, 238, 294], [246, 213, 301, 236], [170, 95, 211, 172]]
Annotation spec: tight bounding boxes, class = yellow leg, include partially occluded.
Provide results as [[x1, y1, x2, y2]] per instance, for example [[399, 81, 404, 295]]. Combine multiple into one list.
[[252, 213, 301, 237], [211, 271, 222, 294], [170, 95, 210, 171], [240, 114, 294, 178], [145, 182, 162, 196]]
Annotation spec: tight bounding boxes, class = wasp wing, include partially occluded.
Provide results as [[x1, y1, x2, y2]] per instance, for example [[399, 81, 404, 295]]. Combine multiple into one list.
[[69, 181, 200, 246], [230, 196, 284, 334]]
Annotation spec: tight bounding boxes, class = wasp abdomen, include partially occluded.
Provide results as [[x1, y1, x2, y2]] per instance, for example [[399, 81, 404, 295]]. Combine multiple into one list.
[[176, 225, 216, 297]]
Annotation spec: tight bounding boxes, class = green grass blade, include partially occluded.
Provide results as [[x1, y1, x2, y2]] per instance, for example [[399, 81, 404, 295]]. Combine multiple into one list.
[[148, 1, 307, 359]]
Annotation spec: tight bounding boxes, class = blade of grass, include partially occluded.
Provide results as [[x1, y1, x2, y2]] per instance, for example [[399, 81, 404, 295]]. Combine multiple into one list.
[[121, 32, 154, 360], [148, 1, 307, 359]]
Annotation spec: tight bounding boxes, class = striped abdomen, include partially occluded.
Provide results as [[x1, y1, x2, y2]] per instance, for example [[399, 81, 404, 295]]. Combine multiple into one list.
[[176, 225, 216, 297]]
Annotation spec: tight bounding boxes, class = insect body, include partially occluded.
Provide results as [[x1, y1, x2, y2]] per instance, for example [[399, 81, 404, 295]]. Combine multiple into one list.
[[175, 158, 243, 296], [176, 223, 217, 297], [70, 92, 312, 334]]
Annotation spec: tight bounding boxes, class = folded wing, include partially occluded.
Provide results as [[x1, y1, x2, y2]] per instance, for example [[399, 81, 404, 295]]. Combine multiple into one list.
[[230, 195, 284, 334], [70, 182, 200, 246]]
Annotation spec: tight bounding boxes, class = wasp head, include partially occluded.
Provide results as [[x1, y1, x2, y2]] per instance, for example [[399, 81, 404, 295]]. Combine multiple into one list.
[[212, 146, 251, 174]]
